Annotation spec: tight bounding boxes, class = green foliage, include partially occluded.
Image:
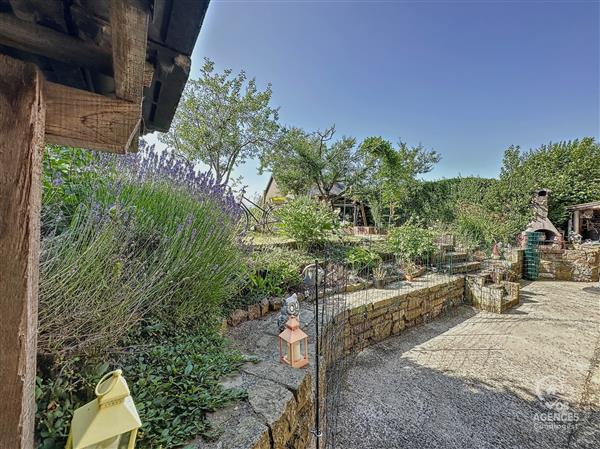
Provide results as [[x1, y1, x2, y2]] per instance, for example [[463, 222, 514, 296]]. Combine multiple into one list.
[[35, 324, 246, 449], [393, 177, 497, 225], [387, 219, 436, 262], [240, 247, 313, 302], [42, 145, 104, 233], [274, 196, 337, 248], [260, 126, 358, 200], [37, 145, 248, 448], [487, 138, 600, 234], [453, 204, 511, 250], [122, 324, 247, 447], [345, 246, 382, 271], [392, 138, 600, 247], [354, 137, 441, 226], [35, 359, 102, 449], [161, 58, 279, 186], [39, 181, 245, 356]]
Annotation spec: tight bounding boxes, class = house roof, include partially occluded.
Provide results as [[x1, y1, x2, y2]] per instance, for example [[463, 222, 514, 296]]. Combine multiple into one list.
[[308, 182, 346, 197], [566, 201, 600, 211], [0, 0, 209, 133]]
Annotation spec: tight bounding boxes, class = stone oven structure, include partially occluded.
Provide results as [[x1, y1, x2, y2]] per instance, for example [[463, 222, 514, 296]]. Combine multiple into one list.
[[523, 188, 561, 242]]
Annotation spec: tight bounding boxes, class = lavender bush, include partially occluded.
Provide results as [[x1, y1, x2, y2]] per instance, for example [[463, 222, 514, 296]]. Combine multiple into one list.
[[39, 143, 247, 357]]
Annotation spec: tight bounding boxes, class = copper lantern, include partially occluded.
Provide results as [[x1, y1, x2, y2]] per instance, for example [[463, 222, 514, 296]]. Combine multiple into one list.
[[278, 316, 308, 368]]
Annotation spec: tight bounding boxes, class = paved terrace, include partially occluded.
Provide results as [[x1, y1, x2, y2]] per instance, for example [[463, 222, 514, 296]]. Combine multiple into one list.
[[335, 281, 600, 449]]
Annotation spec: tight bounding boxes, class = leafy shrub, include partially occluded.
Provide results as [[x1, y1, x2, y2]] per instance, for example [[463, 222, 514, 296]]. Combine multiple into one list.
[[229, 247, 312, 311], [345, 246, 382, 271], [40, 163, 245, 357], [453, 203, 512, 250], [274, 196, 336, 248], [387, 219, 436, 262], [122, 324, 247, 447], [37, 144, 248, 448], [35, 323, 246, 449]]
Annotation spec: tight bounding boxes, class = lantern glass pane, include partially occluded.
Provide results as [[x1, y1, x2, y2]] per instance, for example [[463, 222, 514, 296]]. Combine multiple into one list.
[[292, 341, 303, 362], [88, 431, 132, 449]]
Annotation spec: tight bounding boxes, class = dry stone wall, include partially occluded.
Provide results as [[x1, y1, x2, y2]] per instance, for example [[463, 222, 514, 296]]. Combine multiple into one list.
[[539, 246, 600, 282], [204, 275, 467, 449]]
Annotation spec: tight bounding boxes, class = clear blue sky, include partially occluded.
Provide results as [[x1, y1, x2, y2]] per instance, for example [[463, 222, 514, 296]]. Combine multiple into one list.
[[148, 0, 599, 197]]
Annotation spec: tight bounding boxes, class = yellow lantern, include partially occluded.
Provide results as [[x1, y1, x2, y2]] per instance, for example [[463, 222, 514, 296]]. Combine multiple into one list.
[[278, 316, 309, 368], [65, 369, 142, 449]]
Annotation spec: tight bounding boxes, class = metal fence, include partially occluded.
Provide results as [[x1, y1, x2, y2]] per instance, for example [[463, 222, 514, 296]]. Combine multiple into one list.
[[306, 236, 481, 448]]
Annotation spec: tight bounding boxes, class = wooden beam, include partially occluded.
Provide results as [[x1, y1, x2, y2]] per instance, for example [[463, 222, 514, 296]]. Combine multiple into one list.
[[110, 0, 149, 103], [44, 80, 140, 153], [0, 54, 45, 449], [0, 13, 154, 83], [0, 12, 113, 75], [111, 0, 150, 152]]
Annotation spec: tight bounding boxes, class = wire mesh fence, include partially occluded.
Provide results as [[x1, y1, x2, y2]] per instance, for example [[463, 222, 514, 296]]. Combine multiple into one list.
[[304, 233, 484, 448], [523, 231, 543, 280]]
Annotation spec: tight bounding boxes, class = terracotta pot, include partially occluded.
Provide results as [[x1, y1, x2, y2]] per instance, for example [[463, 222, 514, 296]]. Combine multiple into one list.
[[405, 274, 414, 282]]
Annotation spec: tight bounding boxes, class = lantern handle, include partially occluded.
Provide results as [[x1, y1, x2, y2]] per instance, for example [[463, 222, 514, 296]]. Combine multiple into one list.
[[95, 369, 122, 397]]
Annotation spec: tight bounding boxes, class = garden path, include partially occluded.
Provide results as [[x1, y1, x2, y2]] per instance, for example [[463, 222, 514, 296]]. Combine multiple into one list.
[[335, 281, 600, 449]]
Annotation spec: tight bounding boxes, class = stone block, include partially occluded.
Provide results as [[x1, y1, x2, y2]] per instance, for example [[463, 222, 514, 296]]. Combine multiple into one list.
[[408, 296, 423, 310], [248, 304, 261, 320], [248, 378, 298, 449], [260, 298, 270, 316], [391, 309, 406, 321], [269, 297, 282, 311], [406, 307, 422, 321], [373, 297, 393, 310], [228, 308, 249, 326], [373, 320, 392, 341], [367, 306, 388, 320], [391, 319, 406, 335]]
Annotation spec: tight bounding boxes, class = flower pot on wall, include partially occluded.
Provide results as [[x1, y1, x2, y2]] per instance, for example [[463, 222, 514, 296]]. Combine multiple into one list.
[[374, 279, 385, 289]]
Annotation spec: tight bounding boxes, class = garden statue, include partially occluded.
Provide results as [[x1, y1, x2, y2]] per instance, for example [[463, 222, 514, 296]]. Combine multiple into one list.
[[568, 230, 582, 245], [492, 242, 501, 259], [277, 293, 301, 332]]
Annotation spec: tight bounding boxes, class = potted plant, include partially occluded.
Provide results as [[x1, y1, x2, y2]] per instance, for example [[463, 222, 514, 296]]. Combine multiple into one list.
[[373, 264, 387, 289]]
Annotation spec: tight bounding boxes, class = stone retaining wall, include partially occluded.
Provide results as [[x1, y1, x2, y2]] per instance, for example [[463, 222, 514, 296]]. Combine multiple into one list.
[[465, 276, 520, 313], [539, 246, 600, 282], [205, 275, 467, 449], [342, 277, 465, 352]]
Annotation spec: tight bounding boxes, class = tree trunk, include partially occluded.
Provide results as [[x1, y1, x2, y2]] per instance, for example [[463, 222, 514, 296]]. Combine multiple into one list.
[[0, 55, 45, 449], [360, 202, 368, 227]]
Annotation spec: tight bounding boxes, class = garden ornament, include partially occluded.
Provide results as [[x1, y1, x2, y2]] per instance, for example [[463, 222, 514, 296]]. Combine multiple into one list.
[[277, 293, 301, 332], [278, 316, 309, 368], [492, 242, 501, 259], [302, 263, 325, 286], [65, 369, 141, 449]]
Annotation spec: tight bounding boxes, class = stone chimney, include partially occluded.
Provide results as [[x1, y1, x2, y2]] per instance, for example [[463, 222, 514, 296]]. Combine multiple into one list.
[[524, 188, 560, 239]]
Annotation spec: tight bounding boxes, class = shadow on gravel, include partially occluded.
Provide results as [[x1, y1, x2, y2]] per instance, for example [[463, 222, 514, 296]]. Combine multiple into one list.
[[333, 306, 600, 449]]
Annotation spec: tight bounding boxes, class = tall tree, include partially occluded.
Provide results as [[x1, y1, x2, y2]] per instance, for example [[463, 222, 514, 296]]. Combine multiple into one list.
[[161, 58, 279, 186], [487, 137, 600, 233], [260, 126, 358, 202], [354, 136, 440, 226]]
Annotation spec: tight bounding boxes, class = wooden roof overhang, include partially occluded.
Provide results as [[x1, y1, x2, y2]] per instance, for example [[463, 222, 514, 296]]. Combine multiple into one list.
[[566, 201, 600, 212], [0, 3, 209, 446], [0, 0, 210, 152]]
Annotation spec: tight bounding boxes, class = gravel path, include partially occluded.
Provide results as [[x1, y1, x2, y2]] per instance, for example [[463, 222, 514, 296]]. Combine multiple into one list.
[[334, 281, 600, 449]]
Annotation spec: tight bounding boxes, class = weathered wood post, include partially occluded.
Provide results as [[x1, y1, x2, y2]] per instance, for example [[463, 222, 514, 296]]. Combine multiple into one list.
[[0, 54, 45, 449]]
